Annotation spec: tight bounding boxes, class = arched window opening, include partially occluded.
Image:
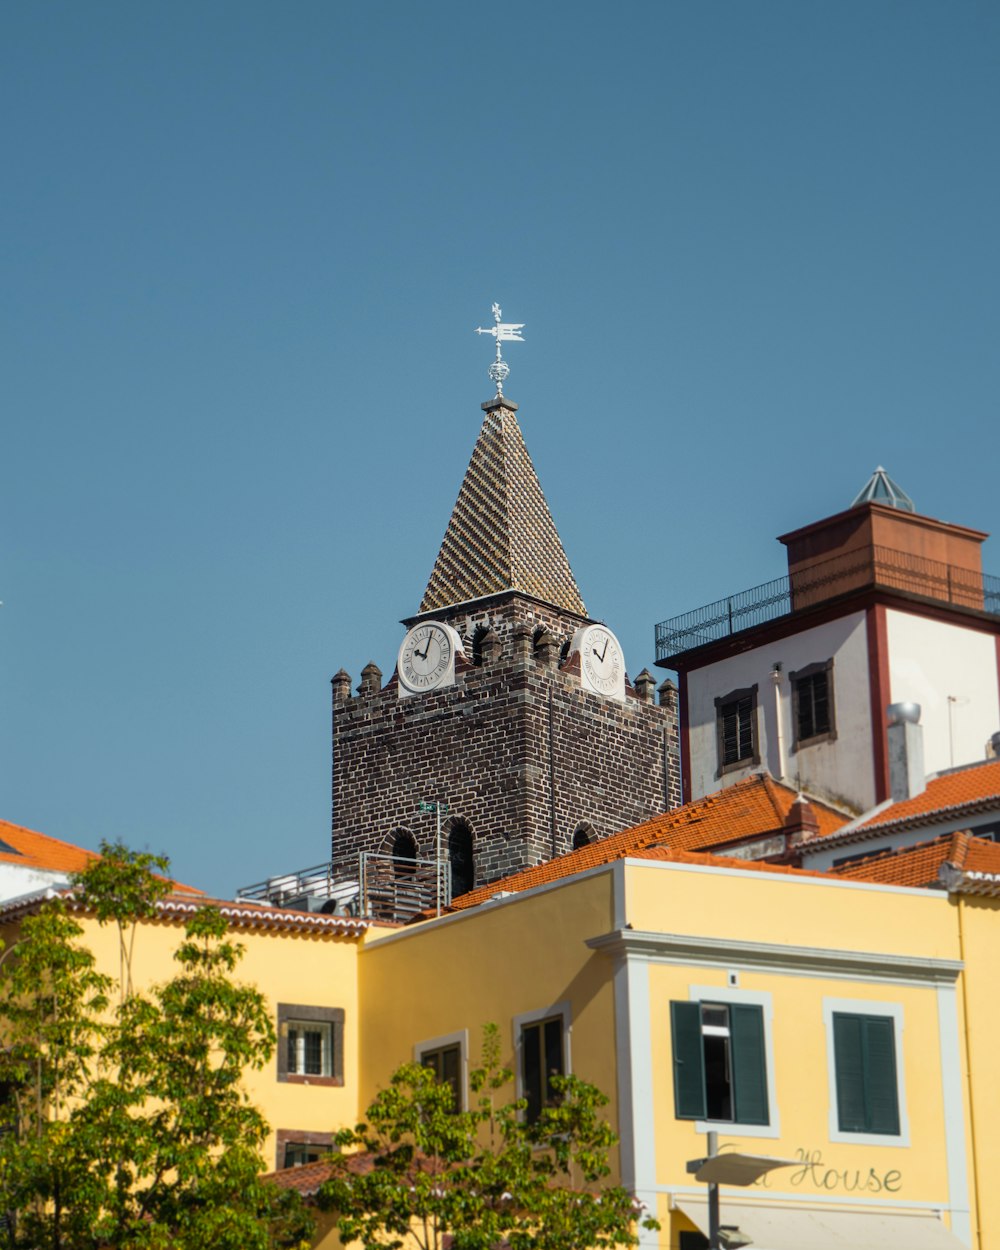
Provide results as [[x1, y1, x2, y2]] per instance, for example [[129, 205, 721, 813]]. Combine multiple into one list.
[[572, 822, 596, 852], [448, 820, 475, 900], [391, 828, 418, 876]]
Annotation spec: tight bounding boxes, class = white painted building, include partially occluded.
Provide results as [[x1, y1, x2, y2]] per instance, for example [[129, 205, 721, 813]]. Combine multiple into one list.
[[656, 470, 1000, 816]]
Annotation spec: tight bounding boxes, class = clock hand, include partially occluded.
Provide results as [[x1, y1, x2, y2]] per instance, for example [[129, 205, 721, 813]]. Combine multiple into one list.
[[595, 639, 610, 663], [414, 642, 431, 660]]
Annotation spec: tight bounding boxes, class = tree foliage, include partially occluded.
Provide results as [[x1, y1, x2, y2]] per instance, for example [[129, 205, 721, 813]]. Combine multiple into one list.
[[0, 841, 313, 1250], [318, 1024, 657, 1250]]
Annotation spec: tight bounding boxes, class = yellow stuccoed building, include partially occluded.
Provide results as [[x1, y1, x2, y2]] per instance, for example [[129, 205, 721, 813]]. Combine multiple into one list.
[[6, 828, 1000, 1250], [357, 851, 973, 1250]]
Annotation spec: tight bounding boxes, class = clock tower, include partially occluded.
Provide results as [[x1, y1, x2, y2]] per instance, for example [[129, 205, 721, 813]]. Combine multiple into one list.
[[331, 389, 680, 900]]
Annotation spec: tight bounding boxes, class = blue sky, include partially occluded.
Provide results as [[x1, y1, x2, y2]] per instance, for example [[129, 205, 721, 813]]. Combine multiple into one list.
[[3, 2, 999, 898]]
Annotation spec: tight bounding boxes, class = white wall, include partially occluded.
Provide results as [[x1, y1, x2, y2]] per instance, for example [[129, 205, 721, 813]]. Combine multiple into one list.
[[685, 611, 875, 812], [0, 863, 67, 903], [886, 611, 1000, 776]]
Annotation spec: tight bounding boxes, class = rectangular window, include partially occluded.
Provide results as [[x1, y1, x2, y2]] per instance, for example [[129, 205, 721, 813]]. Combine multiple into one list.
[[284, 1140, 326, 1168], [715, 686, 759, 774], [514, 1010, 568, 1124], [671, 1000, 769, 1126], [790, 660, 836, 749], [832, 1013, 900, 1136], [277, 1005, 344, 1085], [275, 1129, 334, 1171], [287, 1021, 332, 1077], [421, 1043, 462, 1107]]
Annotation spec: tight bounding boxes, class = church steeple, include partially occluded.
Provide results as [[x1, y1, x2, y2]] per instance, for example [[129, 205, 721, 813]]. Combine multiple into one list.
[[419, 396, 587, 617]]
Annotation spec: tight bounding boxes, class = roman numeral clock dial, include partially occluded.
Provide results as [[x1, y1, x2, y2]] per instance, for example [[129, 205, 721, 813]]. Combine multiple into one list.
[[572, 624, 627, 702], [396, 622, 464, 698]]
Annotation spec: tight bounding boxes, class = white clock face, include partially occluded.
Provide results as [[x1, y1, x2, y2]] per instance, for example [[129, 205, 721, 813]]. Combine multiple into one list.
[[397, 623, 454, 694], [577, 625, 626, 701]]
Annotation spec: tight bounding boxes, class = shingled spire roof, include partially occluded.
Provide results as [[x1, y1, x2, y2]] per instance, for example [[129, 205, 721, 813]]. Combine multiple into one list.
[[419, 398, 587, 616]]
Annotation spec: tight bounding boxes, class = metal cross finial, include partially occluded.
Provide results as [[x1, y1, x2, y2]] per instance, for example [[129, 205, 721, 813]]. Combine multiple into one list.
[[474, 302, 524, 396]]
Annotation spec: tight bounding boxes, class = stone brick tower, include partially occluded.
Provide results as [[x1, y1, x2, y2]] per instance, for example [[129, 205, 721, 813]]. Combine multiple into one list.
[[332, 394, 681, 897]]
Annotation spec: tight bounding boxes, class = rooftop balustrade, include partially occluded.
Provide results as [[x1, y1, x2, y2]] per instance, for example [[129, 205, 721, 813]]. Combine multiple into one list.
[[655, 545, 1000, 664]]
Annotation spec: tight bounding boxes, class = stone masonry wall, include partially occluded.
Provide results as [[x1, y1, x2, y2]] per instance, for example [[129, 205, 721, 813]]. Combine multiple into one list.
[[332, 594, 682, 889]]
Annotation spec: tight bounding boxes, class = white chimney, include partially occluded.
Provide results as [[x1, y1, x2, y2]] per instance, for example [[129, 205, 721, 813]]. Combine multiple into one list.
[[887, 703, 925, 802]]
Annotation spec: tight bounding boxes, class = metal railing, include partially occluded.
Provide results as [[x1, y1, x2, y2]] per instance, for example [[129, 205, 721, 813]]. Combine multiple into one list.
[[655, 547, 1000, 663], [237, 852, 451, 924]]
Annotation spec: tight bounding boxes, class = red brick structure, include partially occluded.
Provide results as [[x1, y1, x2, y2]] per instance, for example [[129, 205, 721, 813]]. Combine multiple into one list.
[[331, 395, 680, 894]]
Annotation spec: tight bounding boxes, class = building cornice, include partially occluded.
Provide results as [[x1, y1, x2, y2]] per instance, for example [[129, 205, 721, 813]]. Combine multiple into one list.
[[585, 928, 962, 985]]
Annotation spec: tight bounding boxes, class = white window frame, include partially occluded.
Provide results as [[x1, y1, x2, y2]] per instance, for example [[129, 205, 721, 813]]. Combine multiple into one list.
[[687, 984, 780, 1140], [414, 1028, 469, 1112], [286, 1018, 333, 1078], [512, 1001, 572, 1111], [823, 996, 910, 1146]]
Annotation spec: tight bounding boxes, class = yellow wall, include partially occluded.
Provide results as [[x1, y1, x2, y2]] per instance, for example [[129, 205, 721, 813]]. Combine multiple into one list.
[[3, 855, 991, 1250], [625, 859, 959, 960], [358, 869, 621, 1165], [356, 861, 972, 1247], [956, 895, 1000, 1250], [0, 910, 369, 1173]]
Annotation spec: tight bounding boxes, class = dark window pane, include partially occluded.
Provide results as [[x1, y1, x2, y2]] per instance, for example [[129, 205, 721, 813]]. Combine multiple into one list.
[[543, 1017, 564, 1108], [720, 697, 753, 764], [522, 1023, 542, 1122], [422, 1045, 461, 1109]]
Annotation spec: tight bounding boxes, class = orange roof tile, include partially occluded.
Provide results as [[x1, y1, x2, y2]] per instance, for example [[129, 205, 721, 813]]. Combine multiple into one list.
[[830, 830, 1000, 889], [831, 833, 964, 888], [857, 760, 1000, 832], [0, 817, 202, 895], [442, 775, 847, 912]]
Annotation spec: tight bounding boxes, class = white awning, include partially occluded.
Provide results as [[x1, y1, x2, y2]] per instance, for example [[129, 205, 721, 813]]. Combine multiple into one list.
[[675, 1197, 966, 1250]]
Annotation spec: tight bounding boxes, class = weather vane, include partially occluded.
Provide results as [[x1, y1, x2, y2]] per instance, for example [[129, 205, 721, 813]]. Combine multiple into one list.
[[475, 302, 524, 396]]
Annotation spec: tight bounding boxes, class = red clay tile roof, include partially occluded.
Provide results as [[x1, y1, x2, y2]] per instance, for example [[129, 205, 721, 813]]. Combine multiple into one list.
[[856, 760, 1000, 834], [0, 817, 202, 894], [0, 888, 371, 937], [830, 830, 1000, 890], [264, 1159, 341, 1196], [442, 775, 847, 912]]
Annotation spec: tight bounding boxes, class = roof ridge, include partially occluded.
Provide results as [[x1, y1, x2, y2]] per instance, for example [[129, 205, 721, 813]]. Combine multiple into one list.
[[948, 830, 972, 869]]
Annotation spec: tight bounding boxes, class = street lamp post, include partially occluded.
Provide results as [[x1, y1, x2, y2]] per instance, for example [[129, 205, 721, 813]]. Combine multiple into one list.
[[418, 800, 449, 916], [686, 1134, 797, 1250]]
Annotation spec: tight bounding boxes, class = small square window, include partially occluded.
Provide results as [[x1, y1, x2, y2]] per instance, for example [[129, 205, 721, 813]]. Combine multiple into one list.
[[277, 1005, 344, 1085], [284, 1140, 325, 1168], [275, 1128, 335, 1171], [715, 686, 759, 775], [287, 1021, 332, 1077], [790, 660, 836, 750]]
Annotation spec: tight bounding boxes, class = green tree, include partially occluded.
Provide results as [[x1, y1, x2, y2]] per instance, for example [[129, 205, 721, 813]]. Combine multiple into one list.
[[0, 843, 314, 1250], [318, 1024, 657, 1250], [0, 901, 112, 1250]]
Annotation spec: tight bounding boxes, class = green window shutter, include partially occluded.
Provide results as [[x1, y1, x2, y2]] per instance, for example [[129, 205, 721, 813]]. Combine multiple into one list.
[[730, 1004, 769, 1126], [862, 1016, 900, 1135], [833, 1013, 867, 1132], [671, 1001, 706, 1119]]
